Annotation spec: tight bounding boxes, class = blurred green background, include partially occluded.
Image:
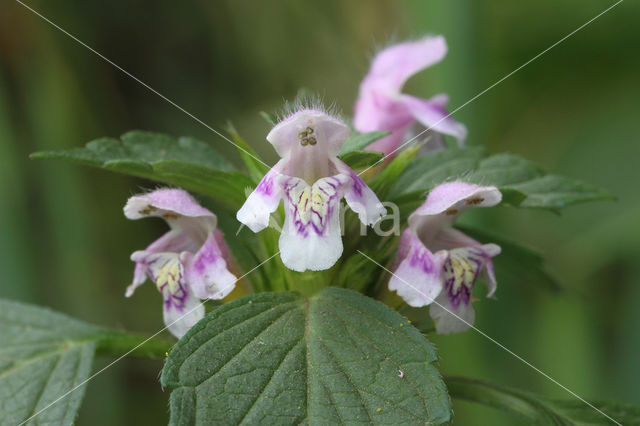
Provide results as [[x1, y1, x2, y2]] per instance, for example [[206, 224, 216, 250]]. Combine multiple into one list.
[[1, 0, 638, 424]]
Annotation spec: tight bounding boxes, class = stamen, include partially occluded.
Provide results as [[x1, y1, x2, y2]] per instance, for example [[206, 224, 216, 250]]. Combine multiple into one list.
[[138, 205, 157, 215], [465, 196, 485, 205], [298, 126, 316, 146]]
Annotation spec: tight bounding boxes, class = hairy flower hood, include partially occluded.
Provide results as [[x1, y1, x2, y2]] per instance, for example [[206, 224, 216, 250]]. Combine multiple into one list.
[[237, 108, 386, 273]]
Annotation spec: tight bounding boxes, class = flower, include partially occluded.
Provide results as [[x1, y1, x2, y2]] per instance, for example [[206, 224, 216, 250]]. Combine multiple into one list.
[[124, 188, 237, 338], [353, 36, 467, 156], [237, 108, 386, 272], [389, 182, 502, 334]]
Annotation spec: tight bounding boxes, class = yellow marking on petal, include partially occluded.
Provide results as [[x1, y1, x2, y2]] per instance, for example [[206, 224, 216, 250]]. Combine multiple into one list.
[[447, 252, 480, 292], [444, 207, 459, 215], [295, 185, 331, 226], [155, 257, 183, 293], [311, 188, 328, 216], [163, 213, 179, 220], [297, 187, 311, 223]]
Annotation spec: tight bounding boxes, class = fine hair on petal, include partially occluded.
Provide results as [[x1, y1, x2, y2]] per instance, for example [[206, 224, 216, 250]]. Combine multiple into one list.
[[277, 92, 342, 124]]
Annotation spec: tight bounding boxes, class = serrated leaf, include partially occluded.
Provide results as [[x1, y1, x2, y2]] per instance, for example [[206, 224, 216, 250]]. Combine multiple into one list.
[[391, 148, 612, 211], [506, 174, 614, 210], [446, 376, 639, 425], [0, 299, 104, 425], [161, 288, 451, 425], [31, 131, 253, 208], [469, 154, 614, 210]]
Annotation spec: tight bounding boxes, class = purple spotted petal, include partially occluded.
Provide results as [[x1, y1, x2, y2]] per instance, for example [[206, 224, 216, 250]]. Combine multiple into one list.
[[185, 231, 237, 300], [162, 286, 204, 339], [389, 229, 449, 307], [334, 159, 386, 226], [237, 159, 285, 233], [278, 174, 348, 272]]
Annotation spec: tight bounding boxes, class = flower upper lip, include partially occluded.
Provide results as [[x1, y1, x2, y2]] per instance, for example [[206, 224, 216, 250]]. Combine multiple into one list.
[[237, 108, 386, 272]]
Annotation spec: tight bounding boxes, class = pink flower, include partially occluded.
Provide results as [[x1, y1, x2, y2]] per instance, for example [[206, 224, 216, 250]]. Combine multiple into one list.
[[389, 182, 501, 334], [125, 188, 236, 338], [237, 108, 386, 272], [354, 36, 467, 156]]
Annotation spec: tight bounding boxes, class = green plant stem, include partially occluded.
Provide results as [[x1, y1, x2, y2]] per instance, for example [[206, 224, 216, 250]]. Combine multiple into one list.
[[95, 331, 175, 360]]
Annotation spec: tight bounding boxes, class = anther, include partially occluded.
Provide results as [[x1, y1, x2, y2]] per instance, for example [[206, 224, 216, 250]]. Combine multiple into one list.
[[465, 197, 485, 205]]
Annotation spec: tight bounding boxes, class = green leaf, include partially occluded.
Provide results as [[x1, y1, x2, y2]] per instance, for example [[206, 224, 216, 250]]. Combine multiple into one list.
[[161, 288, 451, 425], [338, 131, 389, 156], [337, 131, 388, 170], [469, 154, 615, 210], [0, 299, 103, 425], [389, 146, 485, 198], [391, 148, 613, 211], [446, 376, 639, 425], [371, 144, 421, 198], [31, 131, 254, 208], [339, 150, 385, 170], [0, 299, 178, 424]]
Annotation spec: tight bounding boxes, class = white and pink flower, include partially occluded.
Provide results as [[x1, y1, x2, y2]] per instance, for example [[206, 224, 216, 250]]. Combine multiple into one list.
[[124, 188, 236, 338], [354, 36, 467, 156], [237, 108, 386, 272], [389, 182, 502, 334]]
